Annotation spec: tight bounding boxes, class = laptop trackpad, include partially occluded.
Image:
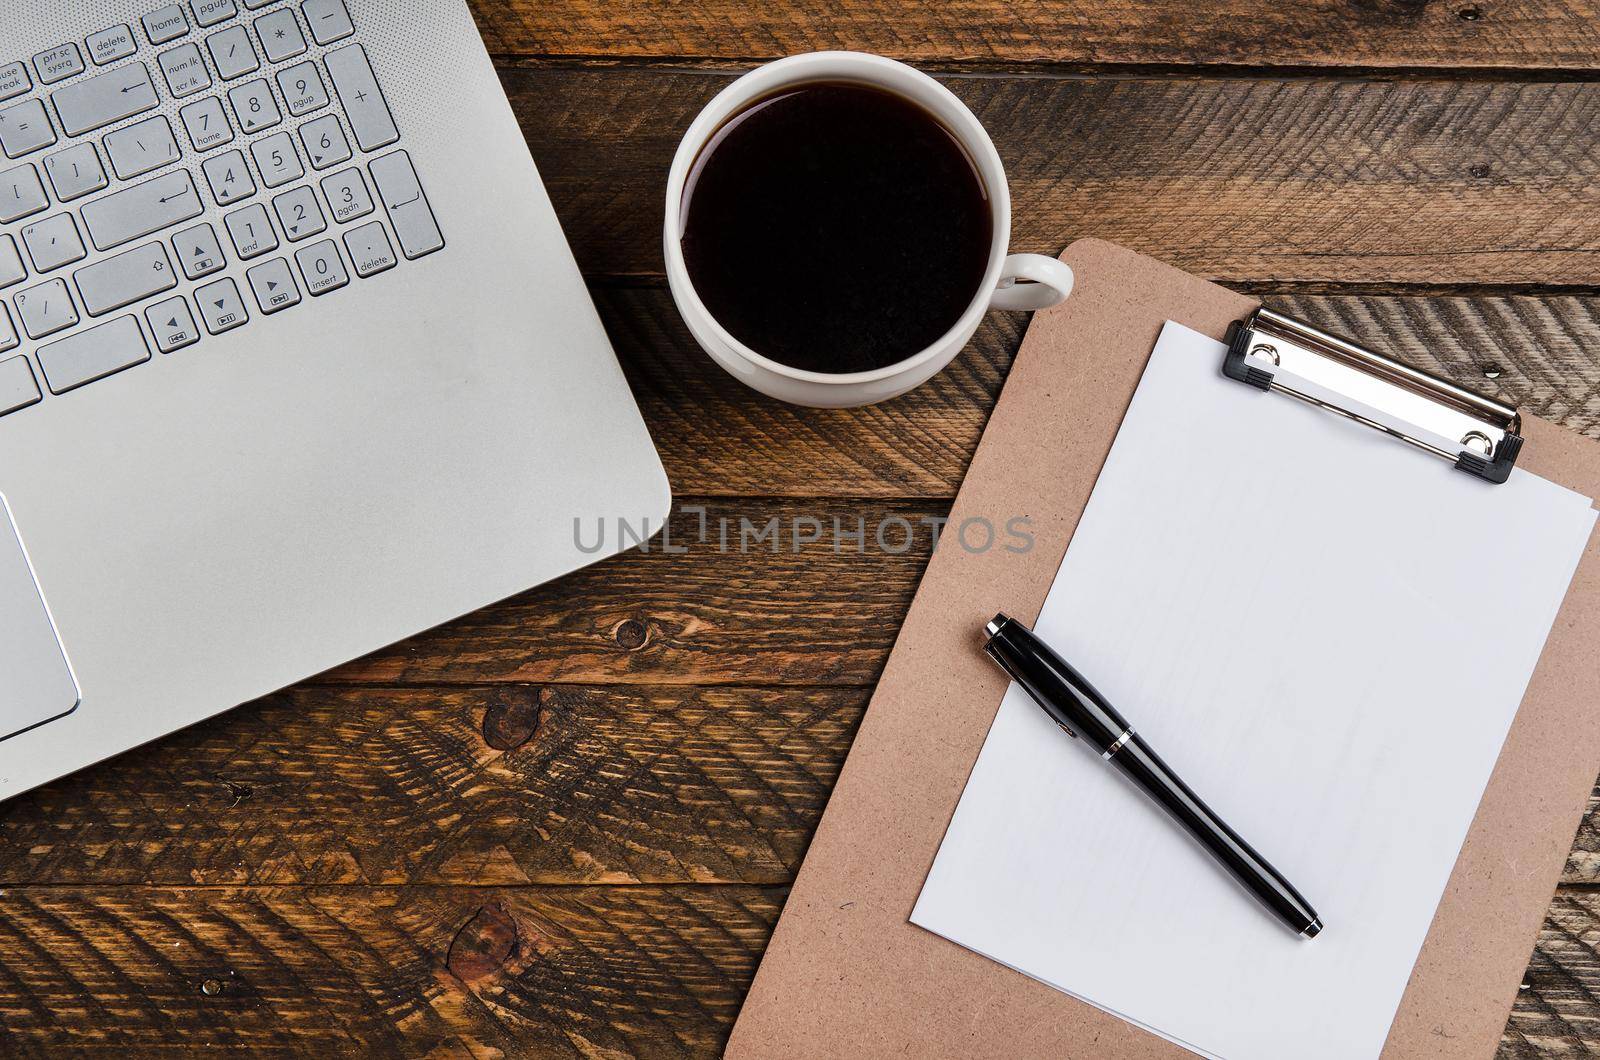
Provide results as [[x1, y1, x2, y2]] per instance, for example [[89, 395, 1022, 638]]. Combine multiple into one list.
[[0, 498, 79, 739]]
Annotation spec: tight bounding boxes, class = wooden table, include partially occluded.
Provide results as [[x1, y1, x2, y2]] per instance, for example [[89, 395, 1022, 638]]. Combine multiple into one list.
[[5, 2, 1600, 1055]]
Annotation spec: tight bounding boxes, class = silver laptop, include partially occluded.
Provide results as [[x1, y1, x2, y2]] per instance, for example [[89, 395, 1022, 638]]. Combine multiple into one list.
[[0, 0, 670, 798]]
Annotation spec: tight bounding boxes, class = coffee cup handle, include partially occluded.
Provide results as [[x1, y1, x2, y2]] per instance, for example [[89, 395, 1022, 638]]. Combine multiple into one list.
[[990, 254, 1074, 312]]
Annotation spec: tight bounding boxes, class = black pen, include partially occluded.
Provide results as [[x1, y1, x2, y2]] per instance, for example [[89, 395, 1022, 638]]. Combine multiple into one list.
[[983, 613, 1323, 939]]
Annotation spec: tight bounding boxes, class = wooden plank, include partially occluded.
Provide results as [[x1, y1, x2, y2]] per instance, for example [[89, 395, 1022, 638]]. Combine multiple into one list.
[[0, 685, 861, 887], [0, 882, 1591, 1055], [0, 884, 779, 1057], [471, 0, 1600, 71], [608, 287, 1600, 499], [3, 676, 1598, 892], [326, 497, 945, 687], [512, 67, 1600, 286]]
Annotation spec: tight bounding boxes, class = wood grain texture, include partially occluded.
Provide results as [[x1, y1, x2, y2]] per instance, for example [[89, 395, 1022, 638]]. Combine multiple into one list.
[[0, 885, 780, 1058], [325, 498, 946, 687], [1499, 892, 1600, 1058], [608, 287, 1600, 498], [471, 0, 1600, 70], [513, 67, 1600, 286], [0, 685, 860, 887], [0, 882, 1592, 1056]]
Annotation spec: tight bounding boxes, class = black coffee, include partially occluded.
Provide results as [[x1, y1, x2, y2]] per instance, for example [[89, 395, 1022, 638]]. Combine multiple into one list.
[[679, 82, 993, 375]]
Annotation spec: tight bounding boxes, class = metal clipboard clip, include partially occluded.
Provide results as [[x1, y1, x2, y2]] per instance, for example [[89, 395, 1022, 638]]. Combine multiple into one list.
[[1223, 307, 1524, 484]]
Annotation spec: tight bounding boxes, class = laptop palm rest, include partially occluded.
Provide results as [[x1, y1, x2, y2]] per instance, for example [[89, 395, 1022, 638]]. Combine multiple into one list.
[[0, 497, 79, 740]]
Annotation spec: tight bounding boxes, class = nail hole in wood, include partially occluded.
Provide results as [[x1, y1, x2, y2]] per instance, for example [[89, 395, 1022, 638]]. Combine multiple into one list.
[[481, 688, 543, 751], [1468, 163, 1490, 179], [199, 978, 224, 997], [1456, 5, 1482, 20], [1481, 364, 1503, 379], [216, 777, 253, 807], [614, 618, 649, 651]]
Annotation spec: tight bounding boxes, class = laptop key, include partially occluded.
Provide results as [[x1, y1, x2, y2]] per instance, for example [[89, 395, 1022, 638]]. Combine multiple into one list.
[[146, 295, 200, 352], [15, 278, 80, 340], [251, 132, 302, 188], [158, 44, 213, 98], [194, 0, 239, 29], [43, 142, 108, 201], [0, 63, 31, 104], [21, 213, 87, 273], [173, 223, 226, 279], [294, 239, 348, 295], [344, 221, 395, 278], [81, 170, 204, 252], [273, 185, 325, 241], [195, 277, 248, 334], [303, 0, 355, 46], [257, 10, 309, 63], [52, 63, 161, 138], [0, 354, 39, 416], [144, 6, 192, 45], [180, 97, 234, 152], [370, 151, 443, 260], [207, 26, 260, 81], [75, 241, 177, 317], [0, 100, 57, 160], [279, 63, 329, 120], [36, 314, 150, 394], [300, 114, 351, 170], [321, 167, 373, 224], [246, 257, 301, 314], [0, 236, 25, 289], [33, 45, 85, 86], [104, 116, 181, 181], [325, 46, 398, 152], [87, 25, 138, 66], [228, 79, 282, 134], [202, 149, 255, 206], [226, 203, 278, 259], [0, 164, 49, 223]]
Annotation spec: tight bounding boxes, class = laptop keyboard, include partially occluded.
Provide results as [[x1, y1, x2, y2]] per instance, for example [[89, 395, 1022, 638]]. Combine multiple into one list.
[[0, 0, 444, 417]]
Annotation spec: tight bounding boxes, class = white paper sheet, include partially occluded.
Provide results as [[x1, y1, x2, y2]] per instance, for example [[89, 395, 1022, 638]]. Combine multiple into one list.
[[911, 321, 1598, 1060]]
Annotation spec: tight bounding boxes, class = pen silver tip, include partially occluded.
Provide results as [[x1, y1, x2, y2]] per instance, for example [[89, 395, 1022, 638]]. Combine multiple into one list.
[[985, 618, 1003, 639], [1301, 917, 1323, 940]]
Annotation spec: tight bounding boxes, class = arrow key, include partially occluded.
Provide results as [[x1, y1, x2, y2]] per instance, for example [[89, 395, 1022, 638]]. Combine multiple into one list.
[[272, 185, 325, 243], [246, 257, 301, 315], [146, 296, 200, 353], [299, 115, 351, 172], [195, 277, 248, 335], [173, 223, 226, 280]]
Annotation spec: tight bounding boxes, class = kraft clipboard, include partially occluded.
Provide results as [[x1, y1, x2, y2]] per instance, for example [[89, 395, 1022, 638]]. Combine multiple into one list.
[[725, 238, 1600, 1059]]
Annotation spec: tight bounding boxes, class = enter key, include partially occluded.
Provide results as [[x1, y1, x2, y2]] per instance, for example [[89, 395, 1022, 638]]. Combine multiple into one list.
[[369, 151, 443, 261]]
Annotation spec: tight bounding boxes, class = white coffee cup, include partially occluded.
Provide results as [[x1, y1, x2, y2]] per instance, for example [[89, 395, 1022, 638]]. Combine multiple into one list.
[[663, 51, 1074, 408]]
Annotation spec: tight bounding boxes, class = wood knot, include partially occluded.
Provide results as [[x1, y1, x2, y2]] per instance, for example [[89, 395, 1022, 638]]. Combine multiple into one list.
[[447, 902, 518, 983], [481, 688, 542, 751], [613, 618, 650, 651]]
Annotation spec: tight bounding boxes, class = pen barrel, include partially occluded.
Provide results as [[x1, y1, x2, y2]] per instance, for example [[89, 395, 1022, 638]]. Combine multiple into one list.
[[1110, 734, 1322, 938], [984, 620, 1132, 751]]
